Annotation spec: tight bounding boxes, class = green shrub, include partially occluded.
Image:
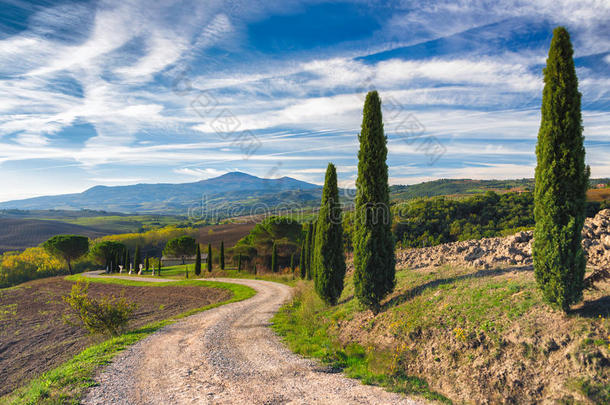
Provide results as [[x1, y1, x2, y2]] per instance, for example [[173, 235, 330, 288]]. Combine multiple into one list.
[[63, 281, 137, 336]]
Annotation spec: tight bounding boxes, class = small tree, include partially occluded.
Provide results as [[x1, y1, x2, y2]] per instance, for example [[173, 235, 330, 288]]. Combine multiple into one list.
[[43, 235, 89, 275], [145, 255, 149, 272], [237, 254, 242, 272], [353, 90, 396, 313], [314, 163, 346, 305], [195, 243, 202, 276], [290, 253, 295, 274], [220, 241, 225, 270], [90, 241, 125, 273], [207, 243, 213, 272], [63, 281, 137, 336], [163, 236, 197, 264], [158, 257, 162, 276], [271, 242, 279, 273], [126, 250, 131, 271], [123, 249, 128, 271]]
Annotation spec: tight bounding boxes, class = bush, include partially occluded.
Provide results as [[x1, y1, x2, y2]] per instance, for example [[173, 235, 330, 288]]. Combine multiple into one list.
[[63, 281, 137, 336]]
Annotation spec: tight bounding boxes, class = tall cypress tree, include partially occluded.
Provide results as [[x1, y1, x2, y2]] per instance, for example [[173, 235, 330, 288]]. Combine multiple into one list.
[[123, 249, 128, 271], [299, 240, 306, 279], [237, 254, 242, 272], [145, 255, 149, 272], [220, 241, 225, 270], [305, 222, 314, 280], [134, 244, 142, 270], [271, 242, 279, 273], [290, 253, 295, 274], [309, 220, 317, 280], [353, 90, 395, 313], [126, 250, 131, 271], [195, 243, 202, 276], [534, 27, 589, 312], [207, 243, 213, 272], [314, 163, 346, 305]]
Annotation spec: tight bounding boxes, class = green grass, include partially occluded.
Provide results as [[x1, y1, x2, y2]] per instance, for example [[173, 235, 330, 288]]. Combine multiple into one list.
[[271, 282, 450, 403], [2, 276, 255, 405], [127, 264, 299, 286]]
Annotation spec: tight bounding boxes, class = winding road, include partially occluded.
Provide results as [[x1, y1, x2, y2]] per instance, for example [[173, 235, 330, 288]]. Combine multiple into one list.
[[83, 274, 422, 404]]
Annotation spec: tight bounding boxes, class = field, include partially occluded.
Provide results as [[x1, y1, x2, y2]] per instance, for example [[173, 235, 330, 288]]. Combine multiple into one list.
[[0, 276, 231, 397], [0, 218, 112, 253], [273, 263, 610, 404]]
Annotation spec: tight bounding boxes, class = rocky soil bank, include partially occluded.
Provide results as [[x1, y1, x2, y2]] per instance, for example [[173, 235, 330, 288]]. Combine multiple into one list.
[[397, 209, 610, 272]]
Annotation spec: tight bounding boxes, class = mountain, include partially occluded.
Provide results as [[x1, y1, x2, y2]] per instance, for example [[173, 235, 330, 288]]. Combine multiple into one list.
[[0, 172, 322, 215]]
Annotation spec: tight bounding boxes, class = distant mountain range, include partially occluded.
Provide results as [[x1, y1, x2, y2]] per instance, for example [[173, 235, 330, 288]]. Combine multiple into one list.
[[0, 172, 323, 216], [2, 174, 608, 217]]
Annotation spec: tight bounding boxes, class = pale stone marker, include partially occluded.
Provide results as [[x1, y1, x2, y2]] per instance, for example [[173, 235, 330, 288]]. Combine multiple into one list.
[[119, 265, 123, 274], [138, 263, 143, 275]]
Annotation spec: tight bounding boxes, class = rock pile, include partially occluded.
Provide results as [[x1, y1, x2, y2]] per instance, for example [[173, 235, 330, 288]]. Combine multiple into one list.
[[397, 209, 610, 271]]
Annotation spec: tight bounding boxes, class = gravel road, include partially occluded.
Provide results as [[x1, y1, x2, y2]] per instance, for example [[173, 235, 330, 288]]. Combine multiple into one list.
[[83, 275, 423, 404]]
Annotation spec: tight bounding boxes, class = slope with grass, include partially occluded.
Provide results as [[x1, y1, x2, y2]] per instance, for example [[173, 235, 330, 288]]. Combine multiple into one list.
[[273, 263, 610, 403]]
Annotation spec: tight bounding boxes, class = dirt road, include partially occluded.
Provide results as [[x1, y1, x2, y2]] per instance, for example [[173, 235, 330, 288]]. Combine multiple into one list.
[[83, 276, 422, 404]]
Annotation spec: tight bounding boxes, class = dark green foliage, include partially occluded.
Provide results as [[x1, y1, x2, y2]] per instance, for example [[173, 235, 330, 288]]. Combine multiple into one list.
[[392, 191, 534, 247], [43, 235, 90, 275], [63, 280, 137, 336], [290, 254, 295, 273], [158, 257, 162, 275], [126, 251, 130, 271], [134, 244, 142, 271], [195, 244, 202, 276], [314, 163, 346, 305], [208, 243, 213, 272], [90, 241, 126, 272], [271, 243, 279, 273], [534, 27, 589, 312], [220, 241, 225, 270], [145, 255, 149, 272], [237, 254, 242, 271], [163, 236, 197, 264], [299, 240, 306, 278], [305, 222, 314, 280], [309, 220, 317, 279], [353, 91, 395, 313]]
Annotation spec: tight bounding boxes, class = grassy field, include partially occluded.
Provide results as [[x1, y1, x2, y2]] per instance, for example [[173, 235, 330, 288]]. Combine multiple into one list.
[[1, 275, 255, 405], [272, 265, 610, 404]]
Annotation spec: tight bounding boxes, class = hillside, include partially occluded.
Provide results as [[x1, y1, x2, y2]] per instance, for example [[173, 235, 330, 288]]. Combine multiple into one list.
[[0, 218, 112, 253], [273, 213, 610, 403]]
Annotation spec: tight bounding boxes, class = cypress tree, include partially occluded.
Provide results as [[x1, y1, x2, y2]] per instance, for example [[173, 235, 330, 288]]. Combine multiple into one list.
[[271, 242, 279, 273], [145, 255, 149, 272], [126, 250, 131, 271], [134, 244, 142, 270], [290, 253, 295, 273], [237, 254, 242, 272], [207, 243, 213, 272], [314, 163, 346, 305], [534, 27, 589, 312], [305, 222, 314, 280], [195, 244, 202, 276], [220, 241, 225, 270], [114, 252, 120, 272], [299, 240, 306, 279], [123, 249, 128, 271], [158, 257, 162, 276], [309, 220, 317, 280], [353, 90, 395, 314]]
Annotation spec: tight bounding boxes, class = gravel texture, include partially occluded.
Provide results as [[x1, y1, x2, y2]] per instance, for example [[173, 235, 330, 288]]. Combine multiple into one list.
[[83, 276, 422, 404]]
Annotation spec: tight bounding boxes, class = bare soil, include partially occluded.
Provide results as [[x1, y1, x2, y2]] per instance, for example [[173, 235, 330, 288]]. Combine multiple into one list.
[[0, 276, 230, 396]]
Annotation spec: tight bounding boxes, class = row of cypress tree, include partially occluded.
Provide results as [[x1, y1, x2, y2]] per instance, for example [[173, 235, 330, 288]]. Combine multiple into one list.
[[308, 27, 588, 314], [194, 241, 227, 276]]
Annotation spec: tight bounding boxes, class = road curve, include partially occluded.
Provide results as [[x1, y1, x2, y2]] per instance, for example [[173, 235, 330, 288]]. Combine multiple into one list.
[[83, 275, 423, 404]]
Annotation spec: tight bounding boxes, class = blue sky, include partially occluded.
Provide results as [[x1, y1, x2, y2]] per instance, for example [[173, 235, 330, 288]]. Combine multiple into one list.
[[0, 0, 609, 201]]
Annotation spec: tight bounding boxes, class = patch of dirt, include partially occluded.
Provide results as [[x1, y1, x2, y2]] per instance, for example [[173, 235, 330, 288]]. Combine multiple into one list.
[[0, 276, 230, 396]]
